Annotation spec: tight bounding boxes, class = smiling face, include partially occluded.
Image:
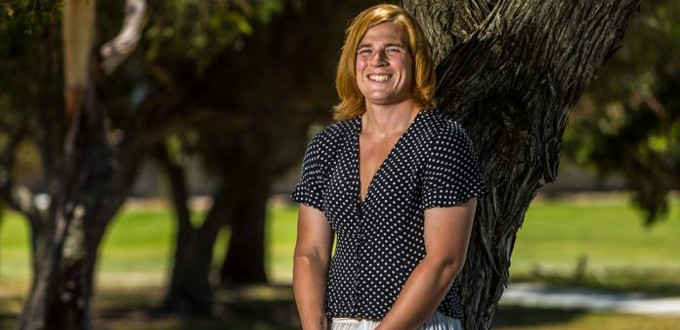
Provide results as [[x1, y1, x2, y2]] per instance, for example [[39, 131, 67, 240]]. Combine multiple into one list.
[[355, 22, 414, 108]]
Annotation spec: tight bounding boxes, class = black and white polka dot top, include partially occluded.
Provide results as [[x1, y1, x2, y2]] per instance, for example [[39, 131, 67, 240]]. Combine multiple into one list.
[[291, 109, 488, 321]]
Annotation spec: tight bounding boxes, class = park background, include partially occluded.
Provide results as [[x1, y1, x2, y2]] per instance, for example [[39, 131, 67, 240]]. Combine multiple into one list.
[[0, 0, 678, 329]]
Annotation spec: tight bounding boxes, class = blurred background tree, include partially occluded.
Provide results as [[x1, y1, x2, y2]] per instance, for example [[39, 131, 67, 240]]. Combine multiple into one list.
[[142, 0, 371, 314], [563, 0, 679, 226], [1, 1, 153, 328]]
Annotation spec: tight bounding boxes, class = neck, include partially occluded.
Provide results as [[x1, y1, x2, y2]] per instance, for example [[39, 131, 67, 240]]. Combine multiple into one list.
[[362, 99, 420, 137]]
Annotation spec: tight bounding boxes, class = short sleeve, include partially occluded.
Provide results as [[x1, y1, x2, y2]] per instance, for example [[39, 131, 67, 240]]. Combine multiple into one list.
[[290, 129, 331, 212], [422, 123, 488, 209]]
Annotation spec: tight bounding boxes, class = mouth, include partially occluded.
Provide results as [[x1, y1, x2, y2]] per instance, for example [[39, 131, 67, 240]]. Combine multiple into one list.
[[367, 74, 392, 82]]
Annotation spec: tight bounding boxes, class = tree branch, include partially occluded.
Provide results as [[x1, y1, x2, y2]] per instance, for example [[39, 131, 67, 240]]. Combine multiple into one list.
[[100, 0, 147, 75]]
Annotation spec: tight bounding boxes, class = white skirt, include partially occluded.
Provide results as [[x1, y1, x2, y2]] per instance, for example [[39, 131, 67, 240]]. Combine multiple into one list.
[[329, 310, 463, 330]]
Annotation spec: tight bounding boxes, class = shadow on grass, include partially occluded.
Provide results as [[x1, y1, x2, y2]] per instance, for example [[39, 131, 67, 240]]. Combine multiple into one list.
[[91, 284, 300, 330], [2, 284, 669, 330], [0, 284, 300, 330]]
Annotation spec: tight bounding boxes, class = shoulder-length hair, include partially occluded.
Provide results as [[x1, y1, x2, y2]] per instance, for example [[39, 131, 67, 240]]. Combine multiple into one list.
[[333, 4, 436, 121]]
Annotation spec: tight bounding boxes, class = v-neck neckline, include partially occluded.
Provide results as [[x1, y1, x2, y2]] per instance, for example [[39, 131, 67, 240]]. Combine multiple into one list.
[[355, 111, 422, 206]]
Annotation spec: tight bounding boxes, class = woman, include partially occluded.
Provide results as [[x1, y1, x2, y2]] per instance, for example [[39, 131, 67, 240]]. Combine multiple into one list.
[[291, 4, 487, 330]]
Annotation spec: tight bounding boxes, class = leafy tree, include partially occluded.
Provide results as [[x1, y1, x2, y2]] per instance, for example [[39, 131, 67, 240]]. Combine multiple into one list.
[[563, 0, 679, 225]]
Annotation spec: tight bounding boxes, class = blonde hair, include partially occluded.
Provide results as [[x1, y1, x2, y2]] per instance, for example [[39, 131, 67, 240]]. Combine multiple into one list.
[[333, 4, 436, 121]]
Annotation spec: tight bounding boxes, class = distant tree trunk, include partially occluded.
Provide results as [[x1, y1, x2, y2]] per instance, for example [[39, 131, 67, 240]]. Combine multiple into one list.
[[403, 0, 641, 328], [154, 144, 210, 313], [220, 176, 269, 285], [162, 191, 232, 314], [154, 143, 236, 314]]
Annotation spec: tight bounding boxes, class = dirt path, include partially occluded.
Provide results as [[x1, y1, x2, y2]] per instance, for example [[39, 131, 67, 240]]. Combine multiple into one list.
[[501, 283, 680, 316]]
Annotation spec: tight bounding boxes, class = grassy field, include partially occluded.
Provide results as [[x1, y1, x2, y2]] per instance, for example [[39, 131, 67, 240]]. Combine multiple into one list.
[[0, 194, 679, 329], [509, 195, 680, 296], [512, 196, 680, 269]]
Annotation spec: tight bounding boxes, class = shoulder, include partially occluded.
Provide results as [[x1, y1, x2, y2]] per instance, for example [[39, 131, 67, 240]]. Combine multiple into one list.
[[303, 117, 356, 164], [418, 109, 471, 147], [315, 117, 356, 141]]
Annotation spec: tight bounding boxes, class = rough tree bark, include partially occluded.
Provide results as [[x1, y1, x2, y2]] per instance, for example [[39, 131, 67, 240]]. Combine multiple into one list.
[[403, 0, 641, 328]]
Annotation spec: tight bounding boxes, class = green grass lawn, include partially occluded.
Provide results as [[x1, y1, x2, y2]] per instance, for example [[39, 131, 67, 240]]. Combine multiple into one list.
[[0, 200, 302, 289], [512, 197, 680, 269], [509, 195, 680, 296], [0, 194, 679, 329], [1, 195, 679, 288]]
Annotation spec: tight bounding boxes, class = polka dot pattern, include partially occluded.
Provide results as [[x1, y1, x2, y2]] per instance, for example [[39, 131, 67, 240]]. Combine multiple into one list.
[[291, 109, 488, 321]]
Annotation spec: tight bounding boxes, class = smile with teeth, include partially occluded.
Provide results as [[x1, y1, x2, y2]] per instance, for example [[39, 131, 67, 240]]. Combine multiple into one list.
[[368, 74, 392, 82]]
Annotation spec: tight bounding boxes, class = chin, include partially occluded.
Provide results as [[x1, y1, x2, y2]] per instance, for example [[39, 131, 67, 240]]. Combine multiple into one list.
[[365, 93, 394, 102]]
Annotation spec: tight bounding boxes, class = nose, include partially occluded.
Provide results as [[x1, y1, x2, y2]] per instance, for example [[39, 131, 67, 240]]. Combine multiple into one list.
[[370, 49, 388, 67]]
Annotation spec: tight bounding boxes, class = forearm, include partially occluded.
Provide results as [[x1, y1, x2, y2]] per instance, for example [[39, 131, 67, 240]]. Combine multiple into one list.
[[376, 257, 461, 330], [293, 254, 329, 330]]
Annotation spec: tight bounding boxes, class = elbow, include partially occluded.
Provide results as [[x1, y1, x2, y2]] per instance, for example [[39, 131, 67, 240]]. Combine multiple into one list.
[[428, 256, 465, 282], [294, 251, 316, 267], [294, 248, 328, 269], [443, 259, 465, 280], [293, 250, 330, 289]]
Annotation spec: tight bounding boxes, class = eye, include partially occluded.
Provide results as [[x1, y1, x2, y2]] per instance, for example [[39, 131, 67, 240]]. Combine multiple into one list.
[[358, 48, 371, 55]]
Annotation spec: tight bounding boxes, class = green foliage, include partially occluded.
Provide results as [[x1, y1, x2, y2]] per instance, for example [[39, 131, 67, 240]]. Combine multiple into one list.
[[1, 0, 61, 35], [0, 0, 55, 87], [143, 0, 285, 76], [562, 0, 680, 225], [0, 0, 64, 152]]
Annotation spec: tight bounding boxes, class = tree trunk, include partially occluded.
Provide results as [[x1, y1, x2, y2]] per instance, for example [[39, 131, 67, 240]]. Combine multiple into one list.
[[17, 110, 148, 330], [154, 144, 207, 313], [155, 144, 233, 314], [404, 0, 641, 328], [18, 82, 114, 330], [163, 186, 234, 313], [163, 228, 214, 314], [17, 1, 101, 326], [15, 1, 149, 329], [220, 180, 269, 285]]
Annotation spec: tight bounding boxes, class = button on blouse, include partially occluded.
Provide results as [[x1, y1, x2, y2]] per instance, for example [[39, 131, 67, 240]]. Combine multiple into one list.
[[291, 109, 488, 321]]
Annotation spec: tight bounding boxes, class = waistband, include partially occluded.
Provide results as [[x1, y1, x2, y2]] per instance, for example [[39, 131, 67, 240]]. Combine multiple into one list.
[[330, 310, 462, 327]]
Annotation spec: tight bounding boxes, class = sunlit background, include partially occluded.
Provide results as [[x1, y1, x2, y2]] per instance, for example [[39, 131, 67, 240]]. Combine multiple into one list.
[[0, 0, 678, 329]]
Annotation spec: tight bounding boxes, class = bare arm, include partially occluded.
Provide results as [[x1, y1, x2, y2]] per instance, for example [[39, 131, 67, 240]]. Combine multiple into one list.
[[376, 198, 477, 330], [293, 204, 334, 330]]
